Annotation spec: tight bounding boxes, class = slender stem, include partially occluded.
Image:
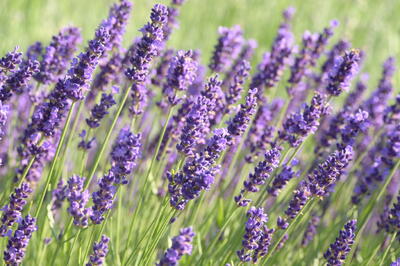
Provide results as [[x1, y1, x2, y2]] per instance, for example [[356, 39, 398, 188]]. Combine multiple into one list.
[[379, 232, 397, 266], [121, 106, 174, 264]]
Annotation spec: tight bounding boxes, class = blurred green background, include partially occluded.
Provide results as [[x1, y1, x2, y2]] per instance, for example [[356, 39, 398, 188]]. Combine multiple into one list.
[[1, 0, 399, 90]]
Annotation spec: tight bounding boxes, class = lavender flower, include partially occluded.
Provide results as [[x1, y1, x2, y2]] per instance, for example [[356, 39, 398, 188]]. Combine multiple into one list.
[[26, 42, 43, 61], [92, 52, 124, 91], [176, 96, 210, 157], [340, 110, 369, 147], [201, 75, 224, 126], [90, 172, 116, 224], [245, 98, 283, 163], [157, 227, 195, 266], [308, 146, 353, 197], [268, 159, 299, 196], [226, 87, 257, 144], [34, 27, 81, 84], [0, 182, 32, 236], [0, 59, 39, 101], [0, 101, 8, 141], [209, 25, 243, 73], [87, 235, 110, 266], [151, 49, 175, 87], [310, 20, 338, 66], [3, 215, 37, 265], [66, 175, 91, 228], [222, 40, 256, 90], [277, 181, 311, 229], [107, 0, 132, 50], [279, 92, 327, 147], [163, 50, 198, 106], [86, 92, 116, 128], [301, 214, 321, 246], [237, 207, 274, 263], [163, 0, 186, 42], [110, 128, 141, 184], [316, 39, 350, 85], [391, 258, 400, 266], [168, 129, 228, 210], [125, 4, 168, 115], [0, 48, 23, 80], [362, 57, 396, 127], [51, 180, 68, 211], [235, 148, 281, 206], [324, 220, 357, 266], [225, 60, 251, 112], [249, 9, 294, 97], [325, 50, 361, 96]]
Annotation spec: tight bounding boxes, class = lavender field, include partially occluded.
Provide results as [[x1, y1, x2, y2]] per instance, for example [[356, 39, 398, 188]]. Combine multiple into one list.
[[0, 0, 399, 265]]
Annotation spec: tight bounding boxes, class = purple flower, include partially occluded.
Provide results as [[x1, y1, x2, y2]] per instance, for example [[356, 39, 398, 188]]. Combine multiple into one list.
[[0, 48, 23, 75], [225, 60, 251, 112], [176, 96, 210, 157], [222, 40, 257, 90], [249, 9, 294, 96], [340, 109, 369, 147], [362, 57, 396, 127], [245, 98, 283, 163], [51, 180, 68, 211], [163, 0, 186, 42], [237, 207, 274, 263], [90, 172, 116, 225], [324, 220, 357, 266], [310, 20, 338, 66], [0, 101, 8, 141], [92, 52, 124, 92], [87, 235, 110, 266], [164, 50, 198, 106], [0, 59, 40, 101], [86, 92, 116, 128], [66, 175, 91, 228], [3, 215, 37, 265], [168, 129, 228, 210], [63, 26, 110, 101], [26, 42, 43, 61], [110, 128, 141, 185], [301, 214, 321, 246], [268, 159, 299, 196], [125, 4, 168, 115], [209, 25, 244, 73], [106, 0, 132, 50], [235, 148, 281, 206], [391, 258, 400, 266], [316, 39, 350, 85], [0, 182, 32, 236], [200, 75, 224, 126], [309, 146, 353, 197], [226, 87, 257, 144], [34, 27, 82, 84], [279, 92, 327, 147], [277, 181, 311, 229], [157, 227, 195, 266], [325, 50, 361, 96], [151, 49, 175, 87]]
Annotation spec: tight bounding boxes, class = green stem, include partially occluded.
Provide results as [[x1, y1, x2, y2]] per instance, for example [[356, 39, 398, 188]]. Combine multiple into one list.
[[121, 106, 174, 264], [379, 232, 397, 266]]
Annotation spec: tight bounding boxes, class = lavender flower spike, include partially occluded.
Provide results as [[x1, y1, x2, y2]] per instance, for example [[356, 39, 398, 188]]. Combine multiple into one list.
[[66, 175, 91, 228], [110, 128, 141, 185], [90, 172, 116, 224], [225, 60, 251, 112], [157, 227, 195, 266], [0, 48, 22, 86], [0, 59, 40, 102], [164, 50, 198, 106], [237, 207, 274, 263], [125, 4, 169, 115], [3, 215, 37, 265], [227, 87, 257, 144], [209, 25, 244, 73], [235, 147, 281, 207], [87, 235, 110, 266], [0, 182, 32, 236], [107, 0, 133, 50], [325, 49, 361, 97], [86, 92, 117, 128], [324, 220, 357, 266]]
